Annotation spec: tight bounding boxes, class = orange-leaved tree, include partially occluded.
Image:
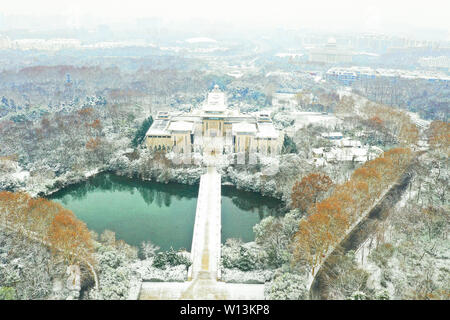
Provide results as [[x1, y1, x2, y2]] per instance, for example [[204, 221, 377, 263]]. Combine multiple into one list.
[[291, 173, 333, 212], [0, 191, 96, 273], [294, 212, 332, 276], [428, 120, 450, 155], [26, 198, 64, 239], [85, 137, 101, 150], [47, 209, 94, 265]]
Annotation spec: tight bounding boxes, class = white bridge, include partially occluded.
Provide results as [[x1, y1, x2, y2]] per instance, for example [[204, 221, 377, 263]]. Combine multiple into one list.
[[188, 165, 222, 281], [139, 165, 265, 300]]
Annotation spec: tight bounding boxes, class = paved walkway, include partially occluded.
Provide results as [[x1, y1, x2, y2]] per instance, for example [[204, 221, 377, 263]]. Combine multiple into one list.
[[140, 281, 264, 300], [188, 165, 221, 281]]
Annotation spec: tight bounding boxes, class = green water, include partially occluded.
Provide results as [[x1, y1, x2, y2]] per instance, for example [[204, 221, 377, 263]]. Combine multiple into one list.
[[49, 173, 284, 251]]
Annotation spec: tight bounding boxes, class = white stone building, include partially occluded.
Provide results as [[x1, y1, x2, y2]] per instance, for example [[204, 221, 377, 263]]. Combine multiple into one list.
[[146, 86, 282, 155]]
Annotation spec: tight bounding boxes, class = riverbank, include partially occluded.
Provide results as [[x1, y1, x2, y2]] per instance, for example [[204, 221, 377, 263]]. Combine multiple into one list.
[[6, 148, 296, 208]]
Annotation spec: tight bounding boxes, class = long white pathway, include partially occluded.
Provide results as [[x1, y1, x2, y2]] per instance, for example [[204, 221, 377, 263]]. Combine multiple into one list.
[[188, 165, 221, 281]]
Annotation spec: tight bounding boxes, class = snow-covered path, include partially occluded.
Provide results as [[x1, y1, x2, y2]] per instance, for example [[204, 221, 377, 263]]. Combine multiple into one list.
[[188, 165, 222, 281]]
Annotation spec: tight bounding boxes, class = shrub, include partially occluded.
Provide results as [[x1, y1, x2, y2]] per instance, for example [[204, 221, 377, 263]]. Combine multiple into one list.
[[369, 243, 395, 268], [153, 248, 191, 270], [140, 241, 160, 260], [264, 273, 308, 300], [98, 250, 123, 268], [0, 287, 16, 300], [349, 291, 368, 300], [221, 240, 261, 271], [236, 247, 258, 271], [375, 289, 390, 300], [253, 210, 302, 268], [281, 135, 298, 154]]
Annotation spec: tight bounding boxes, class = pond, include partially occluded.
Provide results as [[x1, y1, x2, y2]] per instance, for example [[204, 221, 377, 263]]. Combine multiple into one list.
[[49, 173, 284, 251]]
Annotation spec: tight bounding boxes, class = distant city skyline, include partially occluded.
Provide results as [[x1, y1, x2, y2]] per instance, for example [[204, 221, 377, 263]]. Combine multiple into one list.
[[0, 0, 449, 41]]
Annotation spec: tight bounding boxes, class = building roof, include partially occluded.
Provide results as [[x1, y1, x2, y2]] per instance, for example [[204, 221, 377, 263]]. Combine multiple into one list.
[[312, 147, 324, 155], [321, 132, 343, 139], [257, 114, 272, 122], [313, 158, 326, 167], [256, 123, 279, 138], [167, 121, 194, 132], [156, 111, 170, 119], [232, 122, 257, 135], [324, 147, 368, 162], [333, 139, 362, 148], [370, 146, 384, 154], [146, 119, 170, 136]]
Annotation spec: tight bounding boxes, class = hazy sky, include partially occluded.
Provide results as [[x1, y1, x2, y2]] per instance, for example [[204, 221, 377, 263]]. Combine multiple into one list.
[[1, 0, 449, 35]]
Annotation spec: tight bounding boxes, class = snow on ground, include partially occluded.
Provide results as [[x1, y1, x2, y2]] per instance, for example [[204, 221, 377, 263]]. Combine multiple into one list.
[[131, 260, 187, 282], [406, 111, 431, 129], [227, 71, 244, 78], [139, 281, 265, 300], [221, 268, 273, 284], [337, 87, 352, 99], [291, 112, 342, 129], [355, 186, 415, 269], [11, 169, 30, 182], [84, 168, 100, 178]]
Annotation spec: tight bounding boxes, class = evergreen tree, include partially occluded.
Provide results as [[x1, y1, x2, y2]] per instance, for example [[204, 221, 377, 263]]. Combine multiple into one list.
[[281, 134, 297, 154], [132, 116, 154, 147]]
